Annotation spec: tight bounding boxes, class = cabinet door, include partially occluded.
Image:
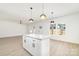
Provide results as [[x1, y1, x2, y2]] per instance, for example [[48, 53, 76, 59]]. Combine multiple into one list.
[[26, 37, 32, 52], [35, 39, 41, 55], [28, 37, 33, 54], [24, 37, 41, 56], [25, 37, 29, 50], [32, 39, 41, 56]]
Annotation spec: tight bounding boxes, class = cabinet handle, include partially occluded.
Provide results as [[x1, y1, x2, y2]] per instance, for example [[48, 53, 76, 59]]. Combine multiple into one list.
[[32, 43, 35, 48]]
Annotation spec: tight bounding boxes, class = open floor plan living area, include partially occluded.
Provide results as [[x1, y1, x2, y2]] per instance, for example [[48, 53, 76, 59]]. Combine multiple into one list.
[[0, 3, 79, 56]]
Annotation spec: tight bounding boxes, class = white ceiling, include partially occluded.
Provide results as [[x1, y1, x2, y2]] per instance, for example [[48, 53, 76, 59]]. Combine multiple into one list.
[[0, 3, 79, 23]]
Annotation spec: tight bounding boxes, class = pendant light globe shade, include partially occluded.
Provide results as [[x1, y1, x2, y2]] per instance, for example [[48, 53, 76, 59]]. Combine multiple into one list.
[[29, 18, 34, 23], [40, 14, 47, 19]]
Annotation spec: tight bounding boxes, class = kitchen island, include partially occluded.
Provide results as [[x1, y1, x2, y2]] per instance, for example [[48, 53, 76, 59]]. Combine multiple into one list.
[[23, 34, 50, 56]]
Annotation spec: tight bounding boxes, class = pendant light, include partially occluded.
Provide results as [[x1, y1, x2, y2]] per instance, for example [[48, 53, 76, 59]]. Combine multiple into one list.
[[40, 3, 47, 20], [50, 11, 54, 24], [29, 7, 34, 22]]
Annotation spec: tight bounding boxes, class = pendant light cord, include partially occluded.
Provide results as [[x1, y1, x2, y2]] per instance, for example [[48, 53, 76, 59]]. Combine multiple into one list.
[[42, 3, 44, 14], [30, 7, 33, 19]]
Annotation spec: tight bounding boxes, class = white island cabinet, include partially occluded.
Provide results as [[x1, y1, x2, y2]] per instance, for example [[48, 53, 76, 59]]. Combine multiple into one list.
[[23, 34, 50, 56]]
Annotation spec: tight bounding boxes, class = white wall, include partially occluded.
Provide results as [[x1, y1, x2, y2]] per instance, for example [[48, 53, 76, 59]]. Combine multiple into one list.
[[27, 13, 79, 44], [0, 20, 27, 38], [54, 13, 79, 44]]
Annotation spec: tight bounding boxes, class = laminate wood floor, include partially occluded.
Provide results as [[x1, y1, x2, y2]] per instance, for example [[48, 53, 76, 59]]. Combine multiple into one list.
[[0, 36, 79, 56], [50, 39, 79, 56], [0, 36, 31, 56]]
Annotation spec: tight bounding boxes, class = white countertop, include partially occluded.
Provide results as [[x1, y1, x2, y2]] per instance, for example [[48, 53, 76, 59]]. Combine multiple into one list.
[[24, 34, 51, 39], [24, 34, 79, 44], [23, 34, 62, 40]]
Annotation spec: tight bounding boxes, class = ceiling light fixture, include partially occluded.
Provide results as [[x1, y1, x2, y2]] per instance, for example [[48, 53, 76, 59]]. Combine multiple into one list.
[[40, 3, 47, 20], [29, 7, 34, 22]]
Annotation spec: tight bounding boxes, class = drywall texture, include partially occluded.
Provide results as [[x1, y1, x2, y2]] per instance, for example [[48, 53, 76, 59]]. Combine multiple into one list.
[[0, 20, 27, 38]]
